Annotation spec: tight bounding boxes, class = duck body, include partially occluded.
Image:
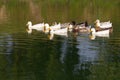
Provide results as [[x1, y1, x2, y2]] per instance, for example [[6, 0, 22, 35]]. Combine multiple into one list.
[[61, 23, 70, 28], [95, 19, 112, 28], [76, 21, 88, 28], [44, 23, 62, 33], [48, 28, 68, 40], [95, 27, 113, 32], [50, 28, 68, 36], [70, 21, 90, 33], [90, 28, 110, 37], [50, 23, 61, 30], [90, 28, 110, 40]]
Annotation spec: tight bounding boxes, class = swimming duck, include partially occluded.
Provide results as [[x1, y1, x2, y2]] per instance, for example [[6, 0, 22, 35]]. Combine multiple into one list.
[[94, 19, 112, 29], [61, 23, 70, 28], [90, 27, 110, 38], [50, 22, 61, 30], [49, 27, 68, 37], [76, 21, 88, 29], [26, 21, 45, 34], [69, 21, 90, 33], [89, 32, 109, 40], [48, 27, 68, 40], [44, 22, 62, 33]]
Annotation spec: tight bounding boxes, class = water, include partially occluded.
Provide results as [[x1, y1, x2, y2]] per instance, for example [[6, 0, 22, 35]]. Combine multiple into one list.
[[0, 0, 120, 80]]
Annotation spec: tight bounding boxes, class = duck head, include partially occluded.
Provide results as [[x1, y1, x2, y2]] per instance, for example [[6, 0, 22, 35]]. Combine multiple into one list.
[[95, 19, 100, 23], [26, 21, 32, 34], [95, 19, 100, 27], [44, 23, 50, 33], [27, 21, 32, 27], [71, 21, 76, 25]]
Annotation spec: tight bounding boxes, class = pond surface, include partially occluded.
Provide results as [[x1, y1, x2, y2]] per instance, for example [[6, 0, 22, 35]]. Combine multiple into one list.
[[0, 0, 120, 80]]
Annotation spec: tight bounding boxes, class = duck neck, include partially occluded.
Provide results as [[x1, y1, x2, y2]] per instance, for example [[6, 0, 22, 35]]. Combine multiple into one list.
[[96, 22, 100, 27], [27, 28, 32, 34], [91, 28, 96, 35], [27, 22, 32, 29], [85, 21, 88, 27], [92, 29, 96, 35]]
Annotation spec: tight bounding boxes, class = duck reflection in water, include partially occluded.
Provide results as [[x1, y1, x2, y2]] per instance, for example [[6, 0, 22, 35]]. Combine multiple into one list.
[[74, 35, 99, 72]]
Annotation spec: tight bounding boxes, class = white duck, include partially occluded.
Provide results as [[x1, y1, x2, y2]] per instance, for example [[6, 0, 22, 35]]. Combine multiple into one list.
[[89, 33, 110, 40], [61, 23, 70, 28], [90, 28, 110, 39], [26, 21, 45, 34], [50, 23, 61, 30], [49, 27, 68, 37], [44, 22, 62, 34], [95, 19, 112, 28], [44, 22, 62, 33]]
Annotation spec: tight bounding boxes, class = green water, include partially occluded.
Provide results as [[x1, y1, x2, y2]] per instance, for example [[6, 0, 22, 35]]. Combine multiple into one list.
[[0, 0, 120, 80]]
